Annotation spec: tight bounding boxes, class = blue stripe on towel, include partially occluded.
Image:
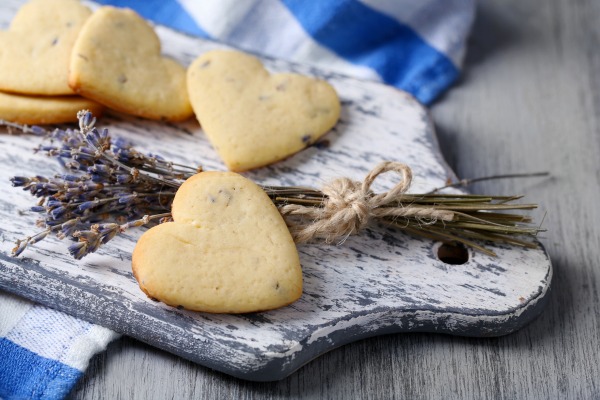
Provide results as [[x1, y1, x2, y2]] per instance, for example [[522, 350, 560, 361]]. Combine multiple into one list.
[[0, 338, 82, 400], [281, 0, 458, 104], [93, 0, 209, 38]]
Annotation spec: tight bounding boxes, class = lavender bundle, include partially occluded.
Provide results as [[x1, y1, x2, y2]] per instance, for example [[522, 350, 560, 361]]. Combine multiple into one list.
[[7, 112, 193, 259], [5, 111, 543, 259]]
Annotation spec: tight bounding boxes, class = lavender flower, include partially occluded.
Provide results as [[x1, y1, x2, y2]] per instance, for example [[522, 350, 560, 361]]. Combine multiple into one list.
[[7, 111, 196, 259]]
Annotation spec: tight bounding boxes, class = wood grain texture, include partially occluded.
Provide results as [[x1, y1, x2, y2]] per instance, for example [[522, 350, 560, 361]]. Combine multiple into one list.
[[2, 0, 598, 397]]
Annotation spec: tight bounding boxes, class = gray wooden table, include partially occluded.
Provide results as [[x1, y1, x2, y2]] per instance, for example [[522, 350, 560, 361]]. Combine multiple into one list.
[[67, 0, 599, 398]]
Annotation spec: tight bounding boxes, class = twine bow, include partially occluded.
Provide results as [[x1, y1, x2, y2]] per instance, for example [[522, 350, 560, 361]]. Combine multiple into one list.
[[280, 161, 455, 244]]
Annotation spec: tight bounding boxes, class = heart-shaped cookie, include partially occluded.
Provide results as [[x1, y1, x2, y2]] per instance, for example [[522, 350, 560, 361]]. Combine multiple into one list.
[[0, 91, 103, 125], [69, 7, 193, 121], [0, 0, 92, 95], [132, 172, 303, 313], [187, 50, 341, 171]]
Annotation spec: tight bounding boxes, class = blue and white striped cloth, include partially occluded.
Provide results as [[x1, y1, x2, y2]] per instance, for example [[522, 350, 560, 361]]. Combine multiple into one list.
[[94, 0, 475, 104], [0, 291, 118, 400], [0, 1, 475, 398]]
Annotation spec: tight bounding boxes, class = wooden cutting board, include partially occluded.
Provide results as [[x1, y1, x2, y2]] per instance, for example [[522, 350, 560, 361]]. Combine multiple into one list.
[[0, 2, 551, 382]]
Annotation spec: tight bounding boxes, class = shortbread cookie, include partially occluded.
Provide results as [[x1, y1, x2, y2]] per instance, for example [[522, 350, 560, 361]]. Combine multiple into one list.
[[187, 50, 340, 171], [0, 0, 92, 96], [69, 7, 193, 121], [132, 172, 303, 313], [0, 91, 103, 125]]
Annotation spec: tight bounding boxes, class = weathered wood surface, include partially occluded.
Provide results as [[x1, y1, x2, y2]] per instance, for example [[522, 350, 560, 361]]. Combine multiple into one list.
[[5, 0, 598, 397]]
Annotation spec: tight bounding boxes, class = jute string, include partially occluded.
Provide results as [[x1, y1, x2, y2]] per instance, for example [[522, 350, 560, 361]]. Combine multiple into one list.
[[280, 161, 455, 244]]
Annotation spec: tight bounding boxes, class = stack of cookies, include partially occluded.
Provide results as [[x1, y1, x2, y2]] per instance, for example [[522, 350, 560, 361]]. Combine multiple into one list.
[[1, 0, 341, 173], [0, 0, 193, 124], [0, 0, 104, 124]]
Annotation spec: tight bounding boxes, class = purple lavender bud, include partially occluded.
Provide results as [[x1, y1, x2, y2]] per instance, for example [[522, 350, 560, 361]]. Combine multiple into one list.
[[92, 174, 108, 183], [77, 201, 97, 212], [84, 180, 102, 190], [45, 218, 64, 227], [65, 137, 83, 148], [10, 177, 30, 187], [65, 161, 81, 170], [64, 192, 79, 201], [30, 206, 46, 212], [42, 182, 59, 192], [30, 125, 46, 136], [12, 240, 28, 257], [118, 194, 137, 204], [49, 128, 65, 140], [50, 206, 67, 220], [80, 146, 95, 154], [59, 174, 80, 182], [86, 236, 102, 254], [116, 174, 132, 184], [68, 242, 88, 260], [98, 223, 119, 231], [80, 112, 95, 129], [115, 150, 132, 162], [73, 151, 95, 162], [60, 219, 80, 237], [75, 231, 91, 241], [39, 145, 58, 152], [56, 157, 67, 170], [28, 230, 49, 245], [113, 137, 130, 148], [46, 199, 62, 208], [85, 131, 98, 143], [99, 223, 120, 244], [87, 127, 104, 142], [89, 164, 112, 175], [58, 149, 73, 158], [82, 190, 100, 199], [32, 183, 49, 196], [51, 130, 65, 140]]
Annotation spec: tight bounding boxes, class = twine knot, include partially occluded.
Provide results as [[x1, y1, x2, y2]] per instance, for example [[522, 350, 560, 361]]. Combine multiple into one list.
[[321, 177, 371, 234], [280, 161, 454, 244]]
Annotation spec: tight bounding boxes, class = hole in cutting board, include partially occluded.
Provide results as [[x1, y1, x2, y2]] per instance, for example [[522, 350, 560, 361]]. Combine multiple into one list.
[[437, 243, 469, 265]]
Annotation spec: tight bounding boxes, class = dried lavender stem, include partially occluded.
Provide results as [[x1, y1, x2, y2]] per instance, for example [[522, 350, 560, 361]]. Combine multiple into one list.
[[0, 119, 47, 136], [426, 172, 550, 194]]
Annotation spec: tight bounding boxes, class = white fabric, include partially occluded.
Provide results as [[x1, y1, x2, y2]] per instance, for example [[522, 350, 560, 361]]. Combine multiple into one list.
[[178, 0, 380, 82]]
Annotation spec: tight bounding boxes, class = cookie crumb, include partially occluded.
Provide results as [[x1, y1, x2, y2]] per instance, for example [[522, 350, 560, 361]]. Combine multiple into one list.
[[313, 139, 330, 149]]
